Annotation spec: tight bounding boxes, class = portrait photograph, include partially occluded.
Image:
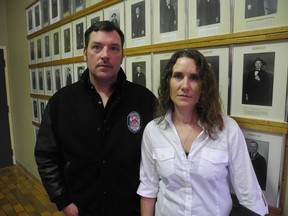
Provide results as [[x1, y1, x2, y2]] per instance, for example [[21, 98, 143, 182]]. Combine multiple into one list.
[[234, 0, 288, 32], [85, 0, 102, 8], [73, 17, 86, 56], [152, 51, 174, 96], [51, 28, 61, 60], [188, 0, 230, 38], [36, 36, 43, 63], [126, 54, 152, 91], [242, 128, 286, 207], [37, 68, 45, 95], [73, 62, 86, 82], [31, 98, 39, 123], [52, 65, 62, 93], [125, 0, 151, 48], [42, 31, 51, 62], [198, 47, 230, 114], [30, 69, 38, 94], [50, 0, 61, 24], [104, 2, 125, 43], [29, 39, 36, 64], [38, 99, 47, 123], [34, 1, 42, 32], [74, 0, 86, 13], [230, 41, 288, 121], [153, 0, 186, 44], [41, 0, 50, 27], [61, 23, 73, 58], [44, 67, 53, 95], [62, 0, 72, 18], [26, 6, 34, 34], [62, 64, 74, 87], [86, 10, 103, 27]]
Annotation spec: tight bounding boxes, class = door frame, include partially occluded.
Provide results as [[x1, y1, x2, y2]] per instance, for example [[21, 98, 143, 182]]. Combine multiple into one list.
[[0, 46, 15, 164]]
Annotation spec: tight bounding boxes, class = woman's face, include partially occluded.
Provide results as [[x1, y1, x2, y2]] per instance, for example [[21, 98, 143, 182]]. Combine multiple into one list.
[[169, 57, 202, 111]]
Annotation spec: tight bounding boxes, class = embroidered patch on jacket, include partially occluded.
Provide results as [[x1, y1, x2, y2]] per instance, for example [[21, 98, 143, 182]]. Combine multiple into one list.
[[127, 111, 141, 133]]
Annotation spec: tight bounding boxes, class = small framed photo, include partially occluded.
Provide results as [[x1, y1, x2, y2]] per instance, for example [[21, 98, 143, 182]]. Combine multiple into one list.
[[62, 64, 74, 87], [44, 67, 53, 95], [51, 28, 61, 60], [30, 68, 38, 94], [73, 0, 85, 13], [153, 0, 186, 44], [230, 41, 288, 121], [35, 35, 43, 63], [26, 5, 34, 34], [198, 46, 230, 114], [73, 17, 86, 56], [86, 10, 103, 27], [152, 51, 174, 96], [38, 98, 47, 123], [41, 0, 50, 27], [37, 68, 45, 95], [73, 62, 86, 82], [85, 0, 102, 8], [42, 31, 52, 62], [61, 23, 73, 58], [104, 2, 125, 43], [126, 54, 152, 91], [34, 1, 42, 31], [234, 0, 288, 32], [125, 0, 151, 48], [28, 38, 36, 64], [242, 128, 286, 207], [62, 0, 73, 18], [50, 0, 61, 24], [188, 0, 230, 38], [52, 65, 62, 93], [31, 98, 39, 123]]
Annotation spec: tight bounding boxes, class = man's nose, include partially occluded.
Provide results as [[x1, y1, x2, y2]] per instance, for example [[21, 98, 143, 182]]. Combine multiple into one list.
[[100, 47, 109, 59]]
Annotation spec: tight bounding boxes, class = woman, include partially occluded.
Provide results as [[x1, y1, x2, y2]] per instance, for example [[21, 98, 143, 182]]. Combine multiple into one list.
[[137, 49, 268, 216]]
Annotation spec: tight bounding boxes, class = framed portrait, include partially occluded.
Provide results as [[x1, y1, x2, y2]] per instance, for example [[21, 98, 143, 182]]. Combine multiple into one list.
[[125, 0, 151, 48], [41, 0, 50, 27], [51, 28, 61, 60], [30, 68, 38, 94], [33, 125, 39, 143], [153, 0, 185, 44], [242, 128, 286, 207], [42, 31, 52, 62], [31, 98, 40, 123], [126, 54, 152, 91], [62, 0, 73, 18], [50, 0, 61, 24], [28, 38, 36, 64], [197, 46, 230, 114], [73, 0, 86, 13], [52, 65, 62, 93], [62, 64, 74, 87], [38, 98, 47, 123], [35, 35, 43, 63], [85, 0, 102, 8], [73, 17, 86, 56], [34, 1, 42, 32], [73, 62, 86, 82], [104, 2, 125, 44], [86, 10, 103, 27], [152, 51, 174, 96], [230, 41, 288, 121], [26, 6, 34, 35], [37, 68, 45, 95], [234, 0, 288, 32], [44, 67, 53, 95], [61, 23, 73, 58], [188, 0, 230, 38]]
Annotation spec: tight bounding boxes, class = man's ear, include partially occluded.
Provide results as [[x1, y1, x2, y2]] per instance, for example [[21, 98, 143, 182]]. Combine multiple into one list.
[[83, 49, 87, 61]]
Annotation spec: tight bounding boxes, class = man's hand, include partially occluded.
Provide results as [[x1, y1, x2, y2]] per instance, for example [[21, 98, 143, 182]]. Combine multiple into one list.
[[63, 203, 79, 216]]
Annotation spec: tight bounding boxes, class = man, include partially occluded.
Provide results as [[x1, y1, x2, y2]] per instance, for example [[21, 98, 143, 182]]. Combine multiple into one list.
[[196, 0, 220, 27], [247, 140, 267, 190], [35, 21, 156, 216], [132, 5, 145, 38], [160, 0, 176, 33], [133, 64, 146, 87]]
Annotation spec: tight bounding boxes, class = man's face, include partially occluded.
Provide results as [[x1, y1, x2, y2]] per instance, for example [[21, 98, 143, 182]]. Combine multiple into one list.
[[254, 60, 263, 70], [136, 66, 141, 73], [248, 142, 258, 154], [83, 30, 123, 87]]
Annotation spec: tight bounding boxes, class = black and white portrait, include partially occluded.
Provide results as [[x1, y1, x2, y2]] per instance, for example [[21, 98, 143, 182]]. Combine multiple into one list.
[[91, 16, 100, 26], [63, 0, 71, 17], [34, 4, 41, 28], [160, 0, 177, 33], [196, 0, 220, 27], [132, 62, 146, 87], [38, 69, 44, 91], [109, 10, 120, 28], [37, 38, 42, 60], [44, 35, 50, 58], [51, 0, 59, 20], [53, 31, 60, 55], [76, 22, 84, 50], [131, 2, 145, 38], [64, 28, 71, 53], [28, 9, 33, 31], [242, 53, 275, 106], [42, 0, 49, 26], [245, 0, 278, 19], [30, 41, 35, 62], [54, 68, 62, 91], [205, 56, 220, 84], [45, 69, 52, 91]]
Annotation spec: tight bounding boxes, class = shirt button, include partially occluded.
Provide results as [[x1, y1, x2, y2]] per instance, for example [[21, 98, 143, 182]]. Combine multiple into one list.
[[98, 101, 102, 104]]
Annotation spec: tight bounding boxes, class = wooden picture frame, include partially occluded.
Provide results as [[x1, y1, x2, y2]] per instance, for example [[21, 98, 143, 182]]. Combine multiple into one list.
[[31, 98, 40, 123], [73, 17, 86, 56], [61, 23, 73, 58], [52, 65, 62, 93], [37, 68, 45, 95], [44, 67, 53, 95], [30, 68, 38, 94], [36, 35, 43, 63], [42, 31, 52, 62], [28, 38, 36, 64], [51, 28, 61, 60], [62, 64, 74, 87]]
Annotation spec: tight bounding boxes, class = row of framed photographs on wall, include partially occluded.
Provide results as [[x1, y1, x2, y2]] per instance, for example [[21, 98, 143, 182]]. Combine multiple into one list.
[[27, 0, 288, 48], [30, 40, 288, 123]]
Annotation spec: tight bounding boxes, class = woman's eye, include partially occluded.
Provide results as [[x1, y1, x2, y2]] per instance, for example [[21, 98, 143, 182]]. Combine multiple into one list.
[[190, 74, 200, 81], [172, 73, 182, 80]]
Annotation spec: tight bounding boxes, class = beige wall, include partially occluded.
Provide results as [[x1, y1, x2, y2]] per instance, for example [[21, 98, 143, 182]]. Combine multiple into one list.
[[0, 0, 7, 45]]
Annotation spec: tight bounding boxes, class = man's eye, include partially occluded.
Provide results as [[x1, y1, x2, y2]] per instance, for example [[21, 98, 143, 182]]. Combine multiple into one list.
[[110, 46, 120, 53], [93, 45, 102, 52]]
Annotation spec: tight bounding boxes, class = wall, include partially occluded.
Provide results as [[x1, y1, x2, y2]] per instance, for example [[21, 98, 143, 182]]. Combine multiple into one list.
[[0, 0, 7, 45], [5, 0, 40, 178]]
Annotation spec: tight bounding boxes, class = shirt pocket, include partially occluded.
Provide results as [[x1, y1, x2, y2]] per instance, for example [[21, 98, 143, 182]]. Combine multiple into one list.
[[153, 148, 175, 178], [197, 148, 228, 181]]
